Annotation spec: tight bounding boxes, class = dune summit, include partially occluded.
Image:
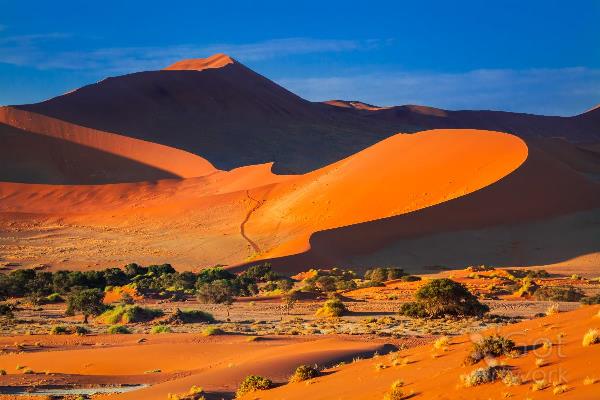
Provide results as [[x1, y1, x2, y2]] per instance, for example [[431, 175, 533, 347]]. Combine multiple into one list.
[[163, 53, 236, 71]]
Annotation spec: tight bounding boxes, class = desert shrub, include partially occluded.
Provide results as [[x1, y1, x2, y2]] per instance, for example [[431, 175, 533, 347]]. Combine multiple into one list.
[[460, 365, 513, 387], [365, 267, 406, 282], [282, 290, 301, 315], [399, 279, 488, 319], [534, 286, 584, 302], [507, 269, 550, 279], [49, 325, 69, 335], [239, 263, 278, 283], [581, 294, 600, 305], [74, 325, 90, 335], [235, 375, 272, 398], [107, 324, 131, 334], [261, 278, 294, 293], [289, 364, 319, 383], [303, 268, 356, 293], [315, 298, 348, 318], [0, 369, 5, 375], [45, 293, 63, 303], [465, 335, 516, 365], [433, 336, 450, 350], [201, 327, 225, 336], [357, 280, 385, 289], [65, 288, 105, 323], [400, 275, 421, 282], [197, 280, 235, 306], [514, 277, 538, 297], [0, 303, 15, 319], [151, 324, 172, 334], [383, 379, 404, 400], [582, 329, 600, 347], [147, 263, 176, 276], [545, 303, 560, 315], [168, 308, 214, 324], [99, 305, 163, 324]]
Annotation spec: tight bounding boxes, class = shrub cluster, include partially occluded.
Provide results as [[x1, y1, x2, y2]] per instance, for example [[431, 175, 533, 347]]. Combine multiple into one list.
[[235, 375, 272, 397], [399, 278, 489, 319], [289, 364, 320, 383], [364, 267, 407, 282], [465, 335, 516, 365], [315, 298, 348, 318], [302, 268, 357, 293], [534, 286, 584, 302], [99, 304, 163, 324]]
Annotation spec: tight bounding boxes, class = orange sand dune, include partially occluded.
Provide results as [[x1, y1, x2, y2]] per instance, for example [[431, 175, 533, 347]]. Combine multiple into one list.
[[0, 129, 526, 270], [251, 306, 600, 400], [0, 107, 216, 183]]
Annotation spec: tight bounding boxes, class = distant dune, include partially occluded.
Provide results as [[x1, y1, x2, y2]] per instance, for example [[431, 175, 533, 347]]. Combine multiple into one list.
[[0, 53, 598, 272]]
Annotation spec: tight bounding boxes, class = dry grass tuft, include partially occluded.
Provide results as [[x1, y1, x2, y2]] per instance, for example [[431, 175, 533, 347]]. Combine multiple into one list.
[[582, 328, 600, 347]]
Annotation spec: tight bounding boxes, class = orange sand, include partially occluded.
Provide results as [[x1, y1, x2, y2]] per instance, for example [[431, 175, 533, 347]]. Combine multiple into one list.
[[164, 53, 235, 71]]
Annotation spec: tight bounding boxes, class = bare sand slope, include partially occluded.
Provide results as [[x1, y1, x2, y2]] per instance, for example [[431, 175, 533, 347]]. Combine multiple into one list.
[[0, 334, 393, 400], [0, 107, 216, 183], [250, 306, 600, 400], [0, 129, 526, 270]]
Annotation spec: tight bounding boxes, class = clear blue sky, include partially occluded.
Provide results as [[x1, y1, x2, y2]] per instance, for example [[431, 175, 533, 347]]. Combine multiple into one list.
[[1, 0, 599, 115]]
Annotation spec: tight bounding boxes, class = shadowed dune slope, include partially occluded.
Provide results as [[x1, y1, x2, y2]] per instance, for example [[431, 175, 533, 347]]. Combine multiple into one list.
[[0, 107, 216, 184], [14, 54, 600, 174]]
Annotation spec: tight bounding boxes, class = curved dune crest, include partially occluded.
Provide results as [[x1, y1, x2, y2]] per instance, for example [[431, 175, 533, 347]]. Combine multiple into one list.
[[0, 107, 217, 182]]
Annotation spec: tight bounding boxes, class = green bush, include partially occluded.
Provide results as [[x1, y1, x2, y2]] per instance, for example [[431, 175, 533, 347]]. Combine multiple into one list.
[[365, 267, 406, 282], [236, 375, 272, 397], [49, 325, 69, 335], [45, 293, 63, 303], [74, 325, 90, 335], [315, 298, 347, 318], [168, 308, 214, 324], [289, 364, 320, 383], [460, 365, 513, 387], [65, 288, 106, 323], [398, 278, 488, 319], [465, 335, 516, 365], [202, 327, 225, 336], [99, 304, 163, 324], [151, 324, 172, 334], [581, 294, 600, 305], [534, 286, 584, 302], [107, 324, 131, 334]]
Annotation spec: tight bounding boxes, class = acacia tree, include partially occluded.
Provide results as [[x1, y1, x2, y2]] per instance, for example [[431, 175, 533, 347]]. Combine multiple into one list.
[[196, 279, 235, 317], [65, 288, 105, 323], [281, 290, 300, 315]]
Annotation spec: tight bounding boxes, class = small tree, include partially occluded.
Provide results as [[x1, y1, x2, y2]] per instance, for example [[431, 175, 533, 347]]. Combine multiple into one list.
[[196, 279, 235, 317], [65, 288, 105, 323], [282, 290, 300, 315]]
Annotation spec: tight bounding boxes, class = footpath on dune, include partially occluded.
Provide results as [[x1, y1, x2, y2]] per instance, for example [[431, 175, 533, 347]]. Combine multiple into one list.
[[0, 129, 527, 270]]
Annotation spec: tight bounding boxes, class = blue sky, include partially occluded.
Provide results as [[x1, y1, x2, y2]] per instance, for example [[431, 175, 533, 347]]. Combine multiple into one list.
[[1, 0, 599, 115]]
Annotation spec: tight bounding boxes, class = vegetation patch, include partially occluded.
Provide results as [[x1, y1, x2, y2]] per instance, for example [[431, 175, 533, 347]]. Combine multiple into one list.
[[235, 375, 272, 398], [99, 304, 163, 324], [289, 364, 320, 383], [315, 298, 348, 318], [399, 278, 489, 319], [168, 308, 214, 324], [107, 324, 131, 334], [465, 335, 516, 365]]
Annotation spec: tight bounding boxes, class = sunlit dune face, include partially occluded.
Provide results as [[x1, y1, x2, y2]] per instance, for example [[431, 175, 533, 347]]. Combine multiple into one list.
[[163, 53, 235, 71], [246, 129, 528, 258]]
